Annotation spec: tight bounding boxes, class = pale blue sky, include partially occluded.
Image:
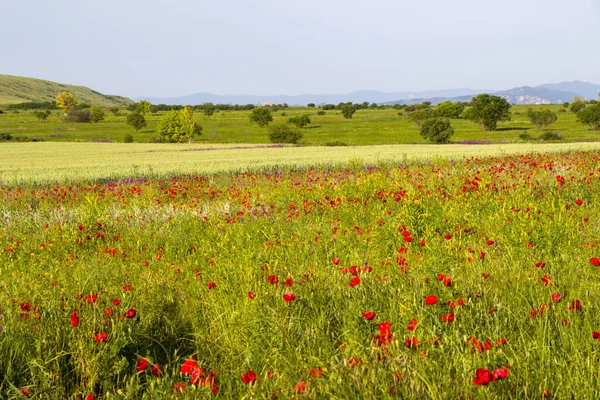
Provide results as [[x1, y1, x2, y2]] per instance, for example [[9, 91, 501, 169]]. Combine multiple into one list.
[[1, 0, 599, 98]]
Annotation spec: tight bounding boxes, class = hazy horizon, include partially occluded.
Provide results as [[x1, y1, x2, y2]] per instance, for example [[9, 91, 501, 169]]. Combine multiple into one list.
[[1, 0, 599, 98]]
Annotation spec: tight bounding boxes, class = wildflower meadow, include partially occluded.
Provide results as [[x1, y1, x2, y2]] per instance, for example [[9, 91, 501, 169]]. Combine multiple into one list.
[[2, 150, 600, 399]]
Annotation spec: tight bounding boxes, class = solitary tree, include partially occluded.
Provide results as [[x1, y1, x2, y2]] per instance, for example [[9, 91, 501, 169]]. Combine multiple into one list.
[[526, 109, 558, 131], [90, 106, 106, 123], [136, 101, 153, 116], [249, 107, 273, 127], [420, 118, 454, 143], [570, 101, 586, 113], [341, 105, 356, 119], [126, 112, 147, 132], [307, 103, 315, 108], [576, 104, 600, 130], [157, 106, 202, 142], [288, 115, 311, 128], [56, 92, 77, 115], [464, 94, 511, 131], [202, 102, 216, 117]]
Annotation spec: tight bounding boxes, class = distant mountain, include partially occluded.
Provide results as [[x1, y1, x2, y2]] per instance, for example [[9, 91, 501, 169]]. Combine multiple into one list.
[[136, 88, 484, 106], [385, 85, 583, 106], [537, 81, 600, 100], [0, 74, 133, 106]]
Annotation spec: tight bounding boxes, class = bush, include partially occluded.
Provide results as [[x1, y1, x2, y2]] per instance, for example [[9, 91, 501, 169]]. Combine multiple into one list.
[[526, 109, 558, 130], [341, 105, 356, 119], [64, 108, 91, 123], [317, 111, 326, 116], [408, 109, 437, 126], [539, 131, 563, 141], [0, 109, 4, 114], [420, 118, 454, 143], [249, 107, 273, 127], [322, 104, 335, 110], [126, 112, 147, 132], [288, 115, 311, 128], [33, 111, 49, 122], [157, 107, 201, 143], [519, 133, 533, 141], [150, 136, 165, 143], [576, 104, 600, 130], [436, 101, 465, 118], [268, 123, 303, 144], [307, 103, 315, 108], [570, 101, 586, 113], [0, 133, 13, 141], [90, 106, 106, 123], [124, 134, 134, 143]]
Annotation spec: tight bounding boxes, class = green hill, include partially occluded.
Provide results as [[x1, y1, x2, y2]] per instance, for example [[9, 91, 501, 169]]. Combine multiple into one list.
[[0, 74, 133, 107]]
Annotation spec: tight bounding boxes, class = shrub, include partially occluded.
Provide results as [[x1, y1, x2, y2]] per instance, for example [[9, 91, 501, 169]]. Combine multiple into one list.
[[325, 141, 348, 146], [341, 105, 356, 119], [109, 107, 120, 115], [420, 118, 454, 143], [0, 133, 13, 141], [436, 101, 465, 118], [576, 104, 600, 130], [268, 123, 303, 144], [126, 112, 147, 132], [0, 109, 4, 114], [526, 109, 558, 130], [317, 111, 326, 116], [249, 107, 273, 127], [307, 103, 315, 108], [322, 104, 335, 110], [539, 131, 563, 141], [157, 107, 201, 143], [90, 106, 106, 123], [124, 134, 134, 143], [64, 108, 91, 123], [288, 115, 311, 128], [519, 133, 533, 141], [33, 111, 49, 122], [408, 109, 437, 126], [570, 101, 586, 113]]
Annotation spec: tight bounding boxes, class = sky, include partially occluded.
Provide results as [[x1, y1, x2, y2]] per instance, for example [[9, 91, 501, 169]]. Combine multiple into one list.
[[1, 0, 599, 98]]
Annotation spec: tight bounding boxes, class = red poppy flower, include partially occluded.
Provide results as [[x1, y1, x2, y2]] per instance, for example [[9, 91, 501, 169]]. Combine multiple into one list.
[[590, 258, 600, 266], [576, 199, 583, 205], [85, 294, 98, 304], [441, 312, 455, 323], [535, 262, 545, 268], [173, 382, 186, 392], [283, 278, 294, 287], [104, 307, 113, 317], [125, 308, 136, 319], [123, 284, 132, 291], [21, 388, 31, 398], [248, 292, 255, 299], [472, 368, 493, 385], [112, 299, 121, 306], [349, 277, 361, 288], [241, 370, 256, 384], [294, 381, 307, 394], [70, 313, 79, 328], [425, 295, 438, 305], [486, 240, 495, 246], [444, 234, 452, 240], [403, 336, 418, 348], [267, 275, 279, 284], [407, 318, 418, 331], [593, 331, 600, 340], [492, 368, 509, 380], [85, 395, 96, 400], [95, 332, 108, 343], [443, 277, 452, 287], [362, 311, 376, 320], [207, 281, 216, 290], [332, 258, 340, 265], [137, 358, 149, 372], [20, 302, 31, 312], [151, 364, 162, 375], [569, 300, 582, 311], [283, 293, 296, 303], [551, 293, 562, 303]]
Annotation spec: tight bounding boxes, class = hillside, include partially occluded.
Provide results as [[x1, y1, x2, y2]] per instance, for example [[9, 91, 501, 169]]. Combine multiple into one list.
[[0, 74, 133, 107]]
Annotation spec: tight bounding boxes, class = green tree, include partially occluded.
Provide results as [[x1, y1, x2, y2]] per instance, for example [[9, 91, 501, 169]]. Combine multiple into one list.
[[136, 101, 152, 116], [90, 106, 106, 123], [436, 101, 465, 118], [288, 115, 311, 128], [526, 108, 558, 131], [202, 102, 216, 117], [464, 94, 511, 131], [249, 107, 273, 127], [307, 103, 315, 108], [126, 112, 147, 132], [341, 105, 356, 119], [56, 92, 77, 114], [420, 118, 454, 143], [576, 104, 600, 130], [408, 109, 437, 127], [157, 107, 202, 143], [268, 123, 303, 144], [570, 101, 586, 113], [33, 111, 49, 123], [109, 106, 120, 116], [322, 104, 335, 110], [563, 102, 570, 109]]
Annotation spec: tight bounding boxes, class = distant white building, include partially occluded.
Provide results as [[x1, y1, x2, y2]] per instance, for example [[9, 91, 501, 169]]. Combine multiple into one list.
[[261, 102, 273, 107]]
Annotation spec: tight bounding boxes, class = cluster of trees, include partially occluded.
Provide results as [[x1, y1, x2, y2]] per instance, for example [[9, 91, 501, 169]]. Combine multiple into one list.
[[54, 92, 105, 123], [248, 107, 308, 143]]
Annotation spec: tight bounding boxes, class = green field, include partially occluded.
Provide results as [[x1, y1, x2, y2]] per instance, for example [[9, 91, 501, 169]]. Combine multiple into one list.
[[1, 104, 598, 145], [2, 141, 600, 185]]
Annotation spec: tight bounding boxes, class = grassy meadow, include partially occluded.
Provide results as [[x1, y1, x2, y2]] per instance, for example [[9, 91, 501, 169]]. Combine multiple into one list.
[[0, 104, 598, 145], [2, 149, 600, 398]]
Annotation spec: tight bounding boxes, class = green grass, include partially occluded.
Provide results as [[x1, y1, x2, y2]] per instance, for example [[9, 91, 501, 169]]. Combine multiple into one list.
[[0, 74, 132, 106], [3, 141, 600, 185], [2, 150, 600, 398], [0, 105, 598, 145]]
